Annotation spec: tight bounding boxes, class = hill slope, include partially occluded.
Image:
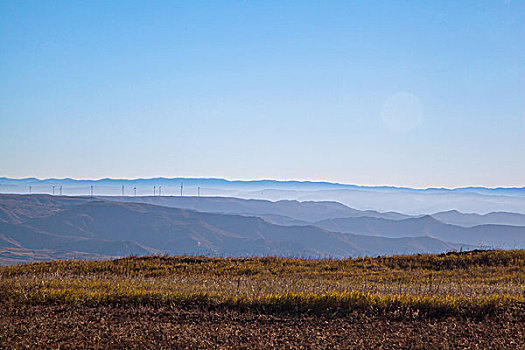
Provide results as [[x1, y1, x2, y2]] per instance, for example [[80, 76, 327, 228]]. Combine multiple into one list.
[[315, 215, 525, 248], [0, 195, 469, 264], [432, 210, 525, 227], [103, 195, 411, 222]]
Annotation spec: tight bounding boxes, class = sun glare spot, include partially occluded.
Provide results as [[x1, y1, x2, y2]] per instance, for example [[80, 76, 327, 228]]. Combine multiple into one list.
[[381, 92, 424, 132]]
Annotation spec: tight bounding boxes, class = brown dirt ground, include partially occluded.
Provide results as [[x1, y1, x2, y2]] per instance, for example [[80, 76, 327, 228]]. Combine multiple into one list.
[[1, 304, 524, 350]]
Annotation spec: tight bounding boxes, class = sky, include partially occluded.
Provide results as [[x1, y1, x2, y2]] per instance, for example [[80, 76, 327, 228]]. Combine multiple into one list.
[[1, 0, 524, 188]]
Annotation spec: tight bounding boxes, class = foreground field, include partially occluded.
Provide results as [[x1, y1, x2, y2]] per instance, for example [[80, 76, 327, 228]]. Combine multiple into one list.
[[1, 250, 525, 349], [1, 304, 524, 349]]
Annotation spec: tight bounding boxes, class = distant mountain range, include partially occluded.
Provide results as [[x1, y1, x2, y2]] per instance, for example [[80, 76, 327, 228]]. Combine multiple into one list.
[[0, 194, 491, 265], [1, 177, 524, 214], [101, 196, 412, 222], [102, 195, 525, 230], [1, 194, 525, 265], [1, 177, 525, 195], [314, 216, 525, 248], [431, 210, 525, 227]]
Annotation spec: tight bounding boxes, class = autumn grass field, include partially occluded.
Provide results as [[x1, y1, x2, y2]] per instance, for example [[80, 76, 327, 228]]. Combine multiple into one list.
[[1, 250, 525, 349]]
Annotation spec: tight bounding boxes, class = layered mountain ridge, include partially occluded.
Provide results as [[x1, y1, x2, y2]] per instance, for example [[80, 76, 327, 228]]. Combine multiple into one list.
[[1, 194, 524, 265]]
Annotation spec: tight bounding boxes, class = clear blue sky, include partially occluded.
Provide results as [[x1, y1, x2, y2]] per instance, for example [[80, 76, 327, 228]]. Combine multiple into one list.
[[1, 0, 524, 188]]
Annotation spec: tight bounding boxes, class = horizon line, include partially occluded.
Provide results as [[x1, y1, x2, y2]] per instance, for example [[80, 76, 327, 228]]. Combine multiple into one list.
[[1, 176, 524, 191]]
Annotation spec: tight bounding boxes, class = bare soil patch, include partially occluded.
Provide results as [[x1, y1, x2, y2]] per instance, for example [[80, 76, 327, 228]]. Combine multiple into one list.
[[1, 304, 523, 350]]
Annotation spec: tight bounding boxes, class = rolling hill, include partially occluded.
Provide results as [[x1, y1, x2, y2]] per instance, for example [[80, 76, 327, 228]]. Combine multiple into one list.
[[314, 215, 525, 248], [103, 195, 411, 222], [0, 195, 471, 264], [431, 210, 525, 227]]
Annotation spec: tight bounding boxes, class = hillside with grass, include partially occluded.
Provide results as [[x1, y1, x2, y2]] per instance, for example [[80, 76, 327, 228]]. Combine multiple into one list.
[[1, 249, 524, 349]]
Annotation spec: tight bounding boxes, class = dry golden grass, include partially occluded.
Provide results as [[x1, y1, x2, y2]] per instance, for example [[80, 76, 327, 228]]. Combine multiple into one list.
[[1, 249, 524, 318], [1, 250, 525, 349]]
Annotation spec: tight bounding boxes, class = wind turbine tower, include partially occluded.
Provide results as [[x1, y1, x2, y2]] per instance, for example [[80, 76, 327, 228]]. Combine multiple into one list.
[[153, 186, 156, 196], [122, 185, 124, 196], [52, 186, 55, 195], [180, 183, 183, 197], [29, 186, 31, 195], [159, 186, 162, 196], [59, 186, 62, 196], [90, 185, 94, 198], [134, 187, 137, 197]]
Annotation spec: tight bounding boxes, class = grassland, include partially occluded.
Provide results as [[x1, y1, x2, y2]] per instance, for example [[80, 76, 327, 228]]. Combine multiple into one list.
[[1, 250, 525, 349]]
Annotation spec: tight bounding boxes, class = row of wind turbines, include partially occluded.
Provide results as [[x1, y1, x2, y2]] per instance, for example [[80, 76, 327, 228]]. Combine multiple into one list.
[[28, 184, 201, 198]]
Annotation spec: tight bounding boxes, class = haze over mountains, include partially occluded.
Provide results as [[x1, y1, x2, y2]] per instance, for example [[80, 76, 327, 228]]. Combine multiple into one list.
[[2, 177, 525, 215], [106, 196, 525, 247], [105, 195, 525, 230], [102, 196, 411, 222], [431, 210, 525, 228], [1, 192, 525, 265]]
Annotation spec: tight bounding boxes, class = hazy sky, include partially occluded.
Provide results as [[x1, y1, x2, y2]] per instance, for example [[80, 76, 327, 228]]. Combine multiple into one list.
[[1, 1, 524, 188]]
